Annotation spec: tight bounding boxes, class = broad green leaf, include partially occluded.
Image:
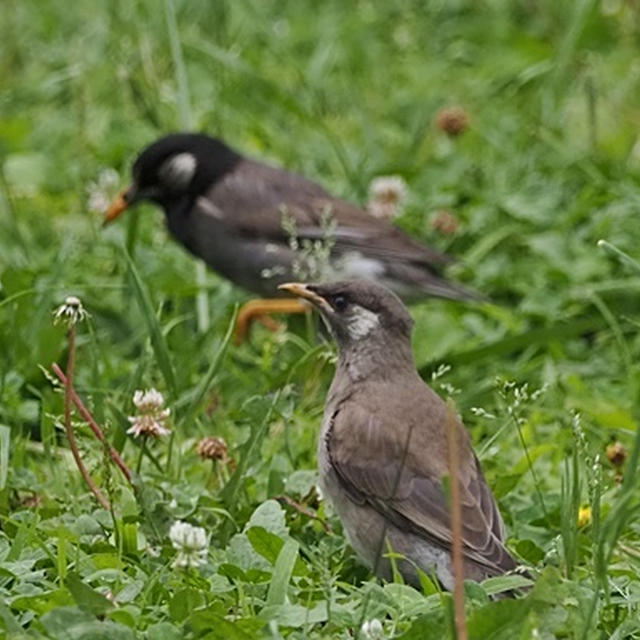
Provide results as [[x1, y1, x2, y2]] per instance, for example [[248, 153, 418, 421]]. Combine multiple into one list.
[[65, 572, 114, 617]]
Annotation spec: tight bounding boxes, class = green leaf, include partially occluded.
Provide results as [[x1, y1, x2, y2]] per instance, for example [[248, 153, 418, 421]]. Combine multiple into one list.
[[121, 522, 138, 555], [246, 526, 284, 565], [65, 572, 114, 617], [246, 499, 288, 537], [481, 574, 534, 597], [114, 580, 144, 604], [259, 601, 328, 627], [514, 539, 545, 565], [189, 610, 263, 639], [467, 598, 531, 640], [169, 588, 204, 623], [396, 610, 446, 639], [39, 606, 134, 640], [0, 599, 22, 636], [266, 538, 299, 606], [146, 622, 183, 640], [284, 469, 318, 496]]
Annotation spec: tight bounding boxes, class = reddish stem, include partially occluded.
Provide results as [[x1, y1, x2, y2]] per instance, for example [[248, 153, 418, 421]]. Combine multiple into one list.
[[62, 329, 110, 510], [446, 401, 467, 640], [52, 362, 132, 484], [274, 494, 332, 534]]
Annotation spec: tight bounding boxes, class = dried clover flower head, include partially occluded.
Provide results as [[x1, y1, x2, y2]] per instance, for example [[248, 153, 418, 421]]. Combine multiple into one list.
[[169, 520, 209, 568], [196, 436, 228, 461], [606, 441, 627, 468], [429, 210, 459, 234], [53, 296, 89, 327], [367, 176, 408, 220], [127, 388, 171, 438], [435, 105, 469, 136]]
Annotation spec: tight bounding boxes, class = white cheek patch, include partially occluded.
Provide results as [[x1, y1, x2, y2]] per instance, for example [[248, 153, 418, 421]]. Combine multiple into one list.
[[159, 152, 197, 188], [346, 305, 380, 340]]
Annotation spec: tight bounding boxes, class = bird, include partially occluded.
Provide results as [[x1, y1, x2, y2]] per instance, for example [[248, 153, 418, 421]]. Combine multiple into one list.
[[104, 133, 479, 338], [278, 279, 516, 590]]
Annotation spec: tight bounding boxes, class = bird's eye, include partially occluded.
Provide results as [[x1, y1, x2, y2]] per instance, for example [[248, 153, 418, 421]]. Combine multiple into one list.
[[331, 295, 348, 312]]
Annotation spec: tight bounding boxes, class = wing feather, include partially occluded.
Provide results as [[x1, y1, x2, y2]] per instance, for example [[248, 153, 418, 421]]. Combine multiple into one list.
[[205, 159, 451, 267], [327, 390, 515, 574]]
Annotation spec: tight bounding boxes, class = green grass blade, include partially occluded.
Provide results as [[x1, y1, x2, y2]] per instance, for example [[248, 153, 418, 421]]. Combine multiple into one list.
[[164, 0, 211, 334], [220, 391, 281, 511], [124, 249, 178, 397], [266, 538, 299, 607], [182, 305, 238, 427], [598, 239, 640, 276], [0, 425, 9, 490]]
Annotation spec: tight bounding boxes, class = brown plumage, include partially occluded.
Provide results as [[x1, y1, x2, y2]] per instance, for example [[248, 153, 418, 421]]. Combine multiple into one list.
[[279, 279, 516, 589]]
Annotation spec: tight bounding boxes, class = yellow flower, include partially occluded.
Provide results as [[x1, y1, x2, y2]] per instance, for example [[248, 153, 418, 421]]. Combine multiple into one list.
[[577, 505, 591, 528]]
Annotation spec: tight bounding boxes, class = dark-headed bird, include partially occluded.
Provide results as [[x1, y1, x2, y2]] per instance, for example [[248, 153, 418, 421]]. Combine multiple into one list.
[[105, 133, 479, 337]]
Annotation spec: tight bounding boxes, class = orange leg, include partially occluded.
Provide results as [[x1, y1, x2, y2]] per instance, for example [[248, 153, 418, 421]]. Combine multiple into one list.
[[234, 298, 310, 344]]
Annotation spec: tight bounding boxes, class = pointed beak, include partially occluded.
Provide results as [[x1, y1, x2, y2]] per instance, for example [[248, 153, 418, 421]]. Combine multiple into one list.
[[103, 186, 134, 226], [278, 282, 332, 314]]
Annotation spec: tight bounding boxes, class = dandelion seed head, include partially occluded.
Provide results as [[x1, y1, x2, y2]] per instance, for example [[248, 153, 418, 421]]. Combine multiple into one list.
[[53, 296, 89, 327]]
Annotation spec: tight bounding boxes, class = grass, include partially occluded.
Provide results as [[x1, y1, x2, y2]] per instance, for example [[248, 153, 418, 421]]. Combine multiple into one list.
[[2, 0, 640, 637]]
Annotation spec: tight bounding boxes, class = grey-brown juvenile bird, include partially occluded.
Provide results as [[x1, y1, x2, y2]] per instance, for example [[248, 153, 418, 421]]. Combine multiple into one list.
[[279, 279, 516, 589]]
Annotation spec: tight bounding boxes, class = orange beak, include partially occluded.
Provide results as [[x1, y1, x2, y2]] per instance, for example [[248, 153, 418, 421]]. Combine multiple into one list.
[[103, 188, 130, 226]]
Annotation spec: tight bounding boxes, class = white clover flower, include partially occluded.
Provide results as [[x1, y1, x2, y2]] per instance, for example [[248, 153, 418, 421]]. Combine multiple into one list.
[[367, 176, 408, 220], [132, 388, 166, 413], [127, 388, 171, 438], [361, 618, 385, 639], [87, 168, 120, 214], [169, 520, 209, 569], [53, 296, 89, 327]]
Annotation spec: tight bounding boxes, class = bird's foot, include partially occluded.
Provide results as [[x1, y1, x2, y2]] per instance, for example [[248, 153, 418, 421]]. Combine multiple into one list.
[[234, 298, 310, 344]]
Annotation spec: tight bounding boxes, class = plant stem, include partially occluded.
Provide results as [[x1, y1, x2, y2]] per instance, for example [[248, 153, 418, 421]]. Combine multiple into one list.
[[446, 400, 467, 640], [62, 327, 110, 510], [136, 436, 148, 475], [51, 362, 132, 484]]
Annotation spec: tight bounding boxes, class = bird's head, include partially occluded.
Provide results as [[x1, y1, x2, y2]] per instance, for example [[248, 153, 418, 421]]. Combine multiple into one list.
[[279, 280, 414, 351], [103, 133, 240, 224]]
